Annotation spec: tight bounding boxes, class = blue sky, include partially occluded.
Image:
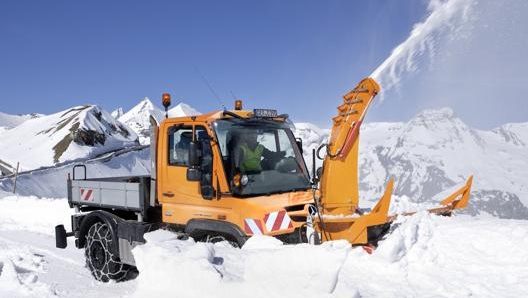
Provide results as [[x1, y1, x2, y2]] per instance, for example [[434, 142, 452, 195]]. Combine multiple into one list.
[[1, 0, 526, 129]]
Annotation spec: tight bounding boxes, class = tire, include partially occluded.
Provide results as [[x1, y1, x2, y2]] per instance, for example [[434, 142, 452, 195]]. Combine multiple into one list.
[[85, 222, 132, 282], [202, 233, 241, 248]]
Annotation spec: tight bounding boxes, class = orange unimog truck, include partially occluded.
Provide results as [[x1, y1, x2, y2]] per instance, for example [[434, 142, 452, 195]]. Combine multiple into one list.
[[55, 78, 473, 282]]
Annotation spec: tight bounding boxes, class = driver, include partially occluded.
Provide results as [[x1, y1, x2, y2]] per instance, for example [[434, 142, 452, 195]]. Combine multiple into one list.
[[236, 130, 284, 173]]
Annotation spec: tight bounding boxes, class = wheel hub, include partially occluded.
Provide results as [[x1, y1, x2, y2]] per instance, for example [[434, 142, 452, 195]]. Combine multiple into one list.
[[90, 240, 106, 270]]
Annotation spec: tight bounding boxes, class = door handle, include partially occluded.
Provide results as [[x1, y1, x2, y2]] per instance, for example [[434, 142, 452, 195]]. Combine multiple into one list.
[[162, 192, 175, 198]]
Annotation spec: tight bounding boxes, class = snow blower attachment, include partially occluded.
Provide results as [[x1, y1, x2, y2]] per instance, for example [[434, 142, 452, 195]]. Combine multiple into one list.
[[313, 78, 473, 246]]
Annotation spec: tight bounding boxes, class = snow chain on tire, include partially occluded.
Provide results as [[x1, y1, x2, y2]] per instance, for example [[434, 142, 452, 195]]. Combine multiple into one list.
[[85, 222, 130, 282], [203, 234, 240, 248]]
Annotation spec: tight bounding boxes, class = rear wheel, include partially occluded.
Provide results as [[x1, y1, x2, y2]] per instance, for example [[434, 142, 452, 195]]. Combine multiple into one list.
[[85, 222, 132, 282]]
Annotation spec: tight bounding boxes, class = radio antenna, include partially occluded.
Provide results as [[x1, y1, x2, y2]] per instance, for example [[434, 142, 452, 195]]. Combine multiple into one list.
[[229, 90, 237, 100], [194, 66, 226, 110]]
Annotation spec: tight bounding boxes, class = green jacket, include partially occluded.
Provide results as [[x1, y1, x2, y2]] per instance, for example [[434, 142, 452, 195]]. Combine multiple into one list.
[[240, 144, 265, 172]]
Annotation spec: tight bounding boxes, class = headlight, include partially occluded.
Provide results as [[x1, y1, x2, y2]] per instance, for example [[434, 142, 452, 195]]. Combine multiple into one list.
[[241, 175, 249, 186]]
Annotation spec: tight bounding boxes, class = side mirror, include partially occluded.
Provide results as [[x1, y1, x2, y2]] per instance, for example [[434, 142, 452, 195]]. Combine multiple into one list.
[[295, 138, 303, 154], [316, 167, 323, 181], [186, 168, 201, 181], [188, 141, 201, 167]]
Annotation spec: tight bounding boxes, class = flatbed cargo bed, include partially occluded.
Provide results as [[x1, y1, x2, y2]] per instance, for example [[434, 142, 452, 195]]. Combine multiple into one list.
[[68, 175, 151, 216]]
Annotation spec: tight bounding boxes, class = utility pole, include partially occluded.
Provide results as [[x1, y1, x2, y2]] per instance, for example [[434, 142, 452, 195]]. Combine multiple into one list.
[[12, 162, 19, 193]]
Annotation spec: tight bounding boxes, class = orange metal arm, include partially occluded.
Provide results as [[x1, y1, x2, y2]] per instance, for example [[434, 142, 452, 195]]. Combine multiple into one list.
[[319, 78, 380, 216], [389, 176, 474, 220]]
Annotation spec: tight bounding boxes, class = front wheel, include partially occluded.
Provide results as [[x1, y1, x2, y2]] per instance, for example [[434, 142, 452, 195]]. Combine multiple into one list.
[[202, 233, 241, 248], [85, 222, 133, 282]]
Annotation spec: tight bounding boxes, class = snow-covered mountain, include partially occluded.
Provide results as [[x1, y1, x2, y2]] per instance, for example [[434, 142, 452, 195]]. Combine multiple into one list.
[[0, 105, 138, 173], [295, 107, 528, 219], [116, 98, 201, 145], [291, 122, 329, 172], [361, 108, 528, 218], [0, 111, 41, 132], [117, 98, 165, 145], [1, 103, 526, 219], [111, 107, 124, 119], [168, 102, 201, 117]]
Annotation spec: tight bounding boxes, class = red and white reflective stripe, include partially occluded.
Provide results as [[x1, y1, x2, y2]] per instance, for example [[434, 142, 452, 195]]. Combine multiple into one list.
[[362, 244, 375, 254], [264, 210, 293, 232], [80, 188, 94, 202], [244, 219, 264, 235]]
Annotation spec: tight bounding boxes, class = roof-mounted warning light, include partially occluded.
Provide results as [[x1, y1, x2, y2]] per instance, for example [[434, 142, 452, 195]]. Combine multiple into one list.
[[235, 100, 243, 110], [162, 93, 171, 118]]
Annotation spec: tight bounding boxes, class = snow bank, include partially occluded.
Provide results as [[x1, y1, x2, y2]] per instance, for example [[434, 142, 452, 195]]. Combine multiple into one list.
[[132, 231, 357, 298], [0, 243, 56, 298], [1, 192, 528, 297], [0, 195, 72, 235], [342, 213, 528, 297], [132, 213, 528, 298], [0, 146, 150, 198]]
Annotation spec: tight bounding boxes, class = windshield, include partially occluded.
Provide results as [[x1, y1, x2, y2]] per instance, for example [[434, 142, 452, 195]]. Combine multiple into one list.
[[214, 119, 311, 197]]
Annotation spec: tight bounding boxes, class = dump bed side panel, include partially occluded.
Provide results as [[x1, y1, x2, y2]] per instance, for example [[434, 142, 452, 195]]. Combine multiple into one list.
[[68, 176, 150, 212]]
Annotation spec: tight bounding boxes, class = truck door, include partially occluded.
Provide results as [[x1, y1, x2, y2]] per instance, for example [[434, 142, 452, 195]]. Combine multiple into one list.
[[159, 125, 212, 203], [161, 125, 196, 199]]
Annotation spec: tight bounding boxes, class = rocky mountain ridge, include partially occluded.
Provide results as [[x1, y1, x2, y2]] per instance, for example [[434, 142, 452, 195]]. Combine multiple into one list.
[[0, 105, 138, 173], [116, 98, 200, 144]]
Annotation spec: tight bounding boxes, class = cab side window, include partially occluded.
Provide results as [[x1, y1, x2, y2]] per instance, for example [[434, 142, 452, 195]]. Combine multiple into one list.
[[168, 127, 193, 166], [168, 126, 210, 168]]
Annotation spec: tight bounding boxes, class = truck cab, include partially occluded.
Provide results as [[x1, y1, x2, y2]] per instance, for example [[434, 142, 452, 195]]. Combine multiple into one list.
[[155, 107, 314, 245]]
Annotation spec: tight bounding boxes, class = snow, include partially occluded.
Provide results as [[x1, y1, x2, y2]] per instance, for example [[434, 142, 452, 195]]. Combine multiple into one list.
[[117, 98, 164, 145], [3, 96, 526, 217], [0, 105, 138, 172], [1, 192, 528, 297], [294, 109, 528, 219], [0, 6, 527, 292], [354, 108, 528, 216], [0, 196, 71, 234], [0, 194, 136, 298], [291, 122, 330, 173], [168, 103, 201, 118], [0, 241, 55, 298], [0, 146, 150, 198], [0, 111, 41, 130], [111, 108, 124, 119], [132, 212, 528, 298], [0, 0, 526, 295], [117, 98, 201, 145]]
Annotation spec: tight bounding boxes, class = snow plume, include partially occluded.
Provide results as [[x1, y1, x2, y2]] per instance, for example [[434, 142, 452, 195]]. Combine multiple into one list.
[[370, 0, 476, 98]]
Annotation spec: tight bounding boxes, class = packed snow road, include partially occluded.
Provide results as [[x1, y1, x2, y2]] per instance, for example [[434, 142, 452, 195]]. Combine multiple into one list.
[[0, 194, 135, 298], [1, 193, 528, 298]]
